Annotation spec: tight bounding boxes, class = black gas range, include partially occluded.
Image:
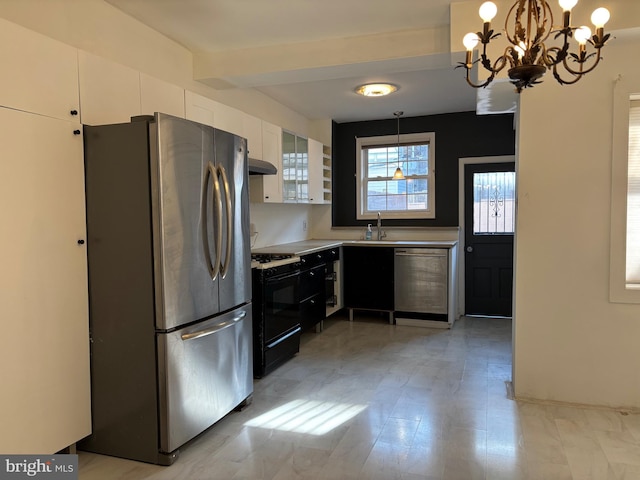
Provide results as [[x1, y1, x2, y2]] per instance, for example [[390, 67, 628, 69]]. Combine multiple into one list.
[[251, 253, 302, 378]]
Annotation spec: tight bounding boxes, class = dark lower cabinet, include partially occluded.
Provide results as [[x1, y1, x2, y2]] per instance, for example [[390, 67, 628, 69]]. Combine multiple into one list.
[[343, 246, 394, 311], [300, 263, 324, 301], [300, 294, 325, 330], [299, 256, 326, 330]]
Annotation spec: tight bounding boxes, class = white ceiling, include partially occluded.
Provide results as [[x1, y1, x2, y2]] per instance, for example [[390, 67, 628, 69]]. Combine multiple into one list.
[[104, 0, 508, 123]]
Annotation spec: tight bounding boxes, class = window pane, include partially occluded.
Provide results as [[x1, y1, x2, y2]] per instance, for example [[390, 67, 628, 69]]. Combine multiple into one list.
[[369, 163, 387, 178], [297, 182, 308, 200], [408, 194, 427, 210], [407, 178, 427, 193], [404, 161, 428, 176], [283, 181, 296, 201], [367, 195, 386, 211], [367, 180, 387, 195], [387, 194, 407, 210], [368, 147, 390, 164], [473, 171, 516, 234]]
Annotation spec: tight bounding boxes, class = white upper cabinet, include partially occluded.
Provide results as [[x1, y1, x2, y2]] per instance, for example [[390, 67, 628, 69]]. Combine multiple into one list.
[[79, 51, 141, 126], [308, 138, 325, 204], [140, 73, 185, 119], [262, 121, 283, 202], [186, 90, 244, 134], [0, 107, 91, 453], [185, 90, 215, 127], [213, 101, 244, 137], [244, 113, 263, 160], [250, 121, 283, 203], [0, 18, 79, 121], [308, 140, 332, 205], [185, 90, 262, 159]]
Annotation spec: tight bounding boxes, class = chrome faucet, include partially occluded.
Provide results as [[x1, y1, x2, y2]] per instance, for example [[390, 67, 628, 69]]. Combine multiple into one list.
[[377, 211, 386, 240]]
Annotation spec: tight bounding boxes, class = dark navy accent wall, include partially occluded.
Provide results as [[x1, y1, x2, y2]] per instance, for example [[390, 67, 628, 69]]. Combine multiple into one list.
[[331, 111, 515, 227]]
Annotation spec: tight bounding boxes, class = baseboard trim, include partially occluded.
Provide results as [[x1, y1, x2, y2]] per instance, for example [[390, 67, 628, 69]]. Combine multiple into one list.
[[513, 393, 640, 414], [395, 318, 451, 329]]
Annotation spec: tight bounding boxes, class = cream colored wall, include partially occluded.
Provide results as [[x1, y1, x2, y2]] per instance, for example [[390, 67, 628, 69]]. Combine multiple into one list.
[[514, 33, 640, 409], [249, 203, 314, 249]]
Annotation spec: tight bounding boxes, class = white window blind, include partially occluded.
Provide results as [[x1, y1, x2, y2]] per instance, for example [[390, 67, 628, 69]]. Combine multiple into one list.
[[626, 101, 640, 286]]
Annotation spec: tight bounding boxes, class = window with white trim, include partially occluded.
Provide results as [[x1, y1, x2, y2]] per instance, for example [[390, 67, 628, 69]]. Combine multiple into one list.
[[610, 79, 640, 303], [356, 132, 435, 220]]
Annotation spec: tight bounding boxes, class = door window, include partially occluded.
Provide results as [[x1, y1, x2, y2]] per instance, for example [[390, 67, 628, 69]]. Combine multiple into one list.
[[472, 171, 516, 234]]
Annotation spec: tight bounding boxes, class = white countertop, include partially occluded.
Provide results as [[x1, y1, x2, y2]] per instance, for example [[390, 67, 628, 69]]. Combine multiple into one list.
[[252, 239, 458, 256]]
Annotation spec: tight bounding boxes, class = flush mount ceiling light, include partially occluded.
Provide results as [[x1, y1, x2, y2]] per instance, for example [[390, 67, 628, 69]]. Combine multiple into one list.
[[458, 0, 611, 92], [355, 83, 398, 97]]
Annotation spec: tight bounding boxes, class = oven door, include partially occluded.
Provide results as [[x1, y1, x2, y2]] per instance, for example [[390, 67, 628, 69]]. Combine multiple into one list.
[[258, 269, 301, 376], [263, 270, 301, 341]]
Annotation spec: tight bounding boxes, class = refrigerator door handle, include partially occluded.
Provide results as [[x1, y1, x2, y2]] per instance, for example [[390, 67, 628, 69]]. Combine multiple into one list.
[[217, 164, 233, 279], [180, 311, 247, 341], [202, 162, 221, 281]]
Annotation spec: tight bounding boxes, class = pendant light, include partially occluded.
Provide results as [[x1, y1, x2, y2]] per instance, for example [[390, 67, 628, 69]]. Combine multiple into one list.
[[393, 111, 405, 180]]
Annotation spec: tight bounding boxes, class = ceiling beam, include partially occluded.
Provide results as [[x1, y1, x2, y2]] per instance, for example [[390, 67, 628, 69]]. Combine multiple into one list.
[[193, 26, 451, 89]]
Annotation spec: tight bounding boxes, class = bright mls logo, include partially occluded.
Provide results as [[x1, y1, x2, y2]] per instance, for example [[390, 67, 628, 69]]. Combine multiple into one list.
[[0, 455, 77, 479]]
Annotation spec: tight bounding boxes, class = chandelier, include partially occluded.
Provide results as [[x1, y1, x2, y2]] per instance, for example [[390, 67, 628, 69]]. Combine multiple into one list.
[[459, 0, 611, 92]]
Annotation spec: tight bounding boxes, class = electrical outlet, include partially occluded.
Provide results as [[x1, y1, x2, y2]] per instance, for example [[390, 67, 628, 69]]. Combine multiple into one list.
[[302, 220, 307, 232]]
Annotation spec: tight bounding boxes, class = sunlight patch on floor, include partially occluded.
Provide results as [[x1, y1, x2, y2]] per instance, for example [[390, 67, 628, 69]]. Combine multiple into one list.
[[244, 399, 367, 435]]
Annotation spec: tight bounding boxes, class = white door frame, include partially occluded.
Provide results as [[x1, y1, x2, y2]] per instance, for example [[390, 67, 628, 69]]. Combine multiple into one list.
[[458, 155, 515, 315]]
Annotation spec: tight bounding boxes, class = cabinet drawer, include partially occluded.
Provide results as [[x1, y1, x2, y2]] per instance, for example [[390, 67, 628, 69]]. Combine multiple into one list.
[[300, 264, 324, 301], [300, 252, 324, 269], [322, 248, 340, 263], [300, 293, 324, 330]]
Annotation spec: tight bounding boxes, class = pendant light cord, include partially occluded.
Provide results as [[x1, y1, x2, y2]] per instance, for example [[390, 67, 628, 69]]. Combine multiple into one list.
[[393, 111, 404, 180]]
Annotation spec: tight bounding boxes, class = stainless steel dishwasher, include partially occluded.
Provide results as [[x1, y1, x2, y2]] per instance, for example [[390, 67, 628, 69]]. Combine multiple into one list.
[[394, 248, 448, 315]]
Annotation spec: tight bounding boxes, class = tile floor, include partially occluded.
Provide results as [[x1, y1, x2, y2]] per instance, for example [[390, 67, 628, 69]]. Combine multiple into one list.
[[78, 314, 640, 479]]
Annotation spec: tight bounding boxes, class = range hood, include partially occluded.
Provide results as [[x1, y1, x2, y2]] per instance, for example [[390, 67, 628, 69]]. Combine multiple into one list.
[[248, 158, 277, 175]]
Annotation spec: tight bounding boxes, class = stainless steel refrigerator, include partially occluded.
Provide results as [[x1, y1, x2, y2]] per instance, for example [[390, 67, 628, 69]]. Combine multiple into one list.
[[79, 113, 253, 465]]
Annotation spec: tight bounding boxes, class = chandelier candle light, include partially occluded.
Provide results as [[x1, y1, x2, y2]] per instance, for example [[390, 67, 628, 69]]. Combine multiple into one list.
[[459, 0, 611, 92]]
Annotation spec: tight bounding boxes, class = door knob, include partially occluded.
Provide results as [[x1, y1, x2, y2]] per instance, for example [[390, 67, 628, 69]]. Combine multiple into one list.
[[466, 246, 473, 252]]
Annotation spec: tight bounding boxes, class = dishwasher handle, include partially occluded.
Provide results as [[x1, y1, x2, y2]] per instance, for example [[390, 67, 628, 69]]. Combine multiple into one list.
[[395, 249, 447, 257]]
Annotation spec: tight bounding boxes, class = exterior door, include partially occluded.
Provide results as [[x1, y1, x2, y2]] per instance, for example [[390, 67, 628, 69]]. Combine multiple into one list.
[[464, 162, 515, 316]]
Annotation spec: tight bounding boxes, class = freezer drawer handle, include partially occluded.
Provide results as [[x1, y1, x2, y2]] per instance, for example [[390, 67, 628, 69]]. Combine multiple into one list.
[[181, 311, 247, 341]]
